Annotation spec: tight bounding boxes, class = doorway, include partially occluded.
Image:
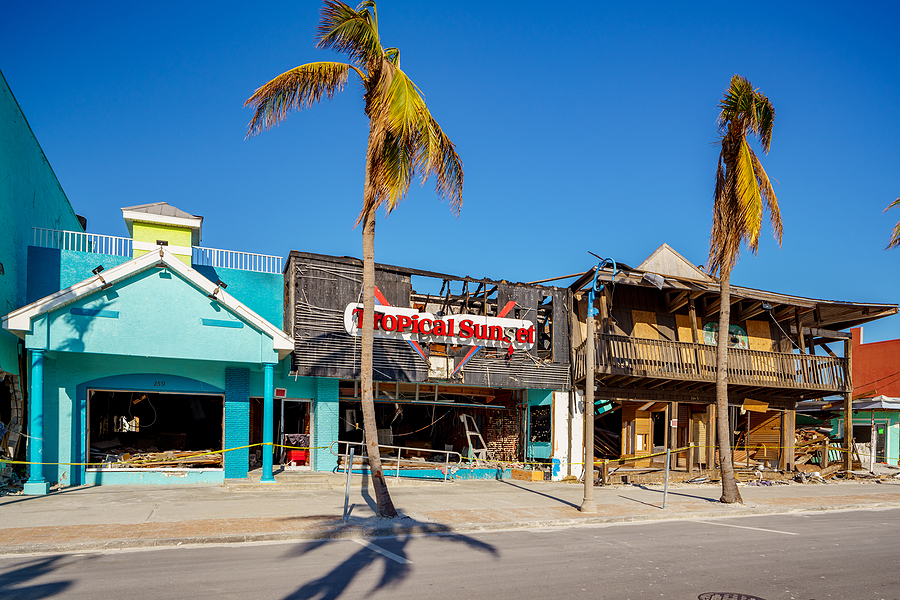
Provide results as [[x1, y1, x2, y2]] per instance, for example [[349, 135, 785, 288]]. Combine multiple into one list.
[[276, 399, 312, 470]]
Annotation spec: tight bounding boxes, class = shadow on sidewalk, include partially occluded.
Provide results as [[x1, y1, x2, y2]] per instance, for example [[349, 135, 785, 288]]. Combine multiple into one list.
[[0, 555, 74, 599], [278, 471, 498, 600], [498, 480, 579, 508]]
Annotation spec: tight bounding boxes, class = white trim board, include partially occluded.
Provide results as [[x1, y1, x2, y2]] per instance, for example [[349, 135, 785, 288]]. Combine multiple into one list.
[[2, 247, 293, 359]]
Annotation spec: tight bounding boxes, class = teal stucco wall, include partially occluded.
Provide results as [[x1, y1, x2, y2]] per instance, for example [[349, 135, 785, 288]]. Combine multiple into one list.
[[24, 248, 282, 330], [34, 351, 325, 486], [25, 267, 280, 365], [527, 389, 553, 461], [0, 71, 83, 375]]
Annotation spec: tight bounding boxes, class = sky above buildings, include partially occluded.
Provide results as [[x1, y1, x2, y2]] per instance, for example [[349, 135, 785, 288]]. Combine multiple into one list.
[[3, 1, 900, 342]]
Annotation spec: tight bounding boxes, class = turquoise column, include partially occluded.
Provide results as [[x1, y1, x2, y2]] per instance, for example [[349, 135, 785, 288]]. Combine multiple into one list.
[[260, 363, 275, 483], [23, 350, 50, 495]]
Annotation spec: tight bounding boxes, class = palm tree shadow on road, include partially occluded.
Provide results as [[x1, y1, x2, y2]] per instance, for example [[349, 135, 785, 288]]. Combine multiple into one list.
[[0, 556, 74, 599], [279, 472, 498, 600]]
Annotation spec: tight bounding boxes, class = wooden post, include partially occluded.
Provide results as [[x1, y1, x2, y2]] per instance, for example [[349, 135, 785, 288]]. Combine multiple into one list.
[[745, 409, 751, 467], [601, 459, 609, 485], [689, 297, 701, 374], [821, 438, 829, 468], [843, 338, 853, 471], [688, 408, 695, 476], [669, 401, 679, 470], [706, 404, 716, 469]]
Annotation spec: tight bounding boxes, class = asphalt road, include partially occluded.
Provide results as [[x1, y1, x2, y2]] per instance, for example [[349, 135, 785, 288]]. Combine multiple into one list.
[[2, 508, 898, 600]]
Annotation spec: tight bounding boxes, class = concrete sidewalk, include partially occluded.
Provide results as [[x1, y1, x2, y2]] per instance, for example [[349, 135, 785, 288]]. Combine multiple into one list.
[[1, 475, 899, 555]]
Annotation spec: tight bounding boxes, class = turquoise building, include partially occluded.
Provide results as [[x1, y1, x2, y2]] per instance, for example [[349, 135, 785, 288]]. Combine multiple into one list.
[[3, 204, 345, 494], [1, 70, 86, 469]]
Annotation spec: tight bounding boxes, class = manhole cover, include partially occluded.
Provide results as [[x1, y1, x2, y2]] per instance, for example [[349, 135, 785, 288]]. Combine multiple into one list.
[[698, 594, 767, 600]]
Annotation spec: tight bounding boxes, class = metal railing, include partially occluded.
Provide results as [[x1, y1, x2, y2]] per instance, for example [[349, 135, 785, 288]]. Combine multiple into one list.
[[334, 440, 462, 482], [575, 333, 849, 393], [31, 228, 283, 274], [32, 227, 132, 257], [192, 246, 283, 274]]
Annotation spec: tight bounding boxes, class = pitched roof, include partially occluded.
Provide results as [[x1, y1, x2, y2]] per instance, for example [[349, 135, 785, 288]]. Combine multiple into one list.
[[637, 243, 713, 282], [2, 247, 293, 360], [121, 202, 198, 220]]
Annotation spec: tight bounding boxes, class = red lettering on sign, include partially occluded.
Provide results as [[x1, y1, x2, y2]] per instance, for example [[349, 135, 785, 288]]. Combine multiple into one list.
[[446, 318, 455, 336], [397, 315, 411, 332], [353, 308, 364, 328], [373, 312, 384, 330], [419, 318, 432, 335], [516, 328, 529, 343], [527, 326, 535, 344], [432, 319, 446, 336], [381, 314, 396, 331], [459, 319, 473, 339], [488, 325, 504, 341]]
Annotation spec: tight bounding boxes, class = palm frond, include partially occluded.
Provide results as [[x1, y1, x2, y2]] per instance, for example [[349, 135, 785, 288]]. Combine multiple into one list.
[[748, 147, 782, 245], [885, 197, 900, 249], [316, 0, 382, 70], [734, 139, 763, 251], [710, 74, 779, 275], [417, 115, 463, 213], [245, 62, 353, 137], [753, 93, 775, 153]]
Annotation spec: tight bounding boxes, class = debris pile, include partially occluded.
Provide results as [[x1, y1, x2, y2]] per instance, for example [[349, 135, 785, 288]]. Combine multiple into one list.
[[90, 437, 222, 468]]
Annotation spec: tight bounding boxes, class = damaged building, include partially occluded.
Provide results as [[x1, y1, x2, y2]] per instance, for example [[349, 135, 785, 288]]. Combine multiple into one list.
[[569, 244, 897, 483], [285, 251, 573, 478]]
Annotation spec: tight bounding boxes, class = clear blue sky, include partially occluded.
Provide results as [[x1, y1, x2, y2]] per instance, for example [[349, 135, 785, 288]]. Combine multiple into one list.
[[3, 1, 899, 341]]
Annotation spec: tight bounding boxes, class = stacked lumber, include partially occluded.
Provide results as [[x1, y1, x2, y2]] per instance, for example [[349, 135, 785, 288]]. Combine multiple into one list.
[[125, 451, 222, 468], [794, 428, 831, 467]]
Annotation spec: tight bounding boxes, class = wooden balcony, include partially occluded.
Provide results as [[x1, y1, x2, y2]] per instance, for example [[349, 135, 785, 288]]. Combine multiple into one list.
[[575, 333, 849, 398]]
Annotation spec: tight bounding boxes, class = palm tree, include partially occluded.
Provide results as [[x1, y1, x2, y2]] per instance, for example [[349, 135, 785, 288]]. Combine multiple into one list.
[[884, 197, 900, 248], [245, 0, 463, 517], [708, 74, 783, 504]]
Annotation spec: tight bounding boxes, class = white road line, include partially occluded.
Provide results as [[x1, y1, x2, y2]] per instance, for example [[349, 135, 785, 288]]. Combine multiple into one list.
[[352, 539, 413, 564], [694, 520, 798, 535]]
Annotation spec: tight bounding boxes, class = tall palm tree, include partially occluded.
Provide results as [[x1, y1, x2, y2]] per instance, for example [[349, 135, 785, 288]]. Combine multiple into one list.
[[245, 0, 463, 517], [708, 75, 783, 504], [884, 197, 900, 248]]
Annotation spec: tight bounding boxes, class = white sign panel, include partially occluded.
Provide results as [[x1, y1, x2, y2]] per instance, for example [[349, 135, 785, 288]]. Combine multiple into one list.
[[343, 303, 535, 350]]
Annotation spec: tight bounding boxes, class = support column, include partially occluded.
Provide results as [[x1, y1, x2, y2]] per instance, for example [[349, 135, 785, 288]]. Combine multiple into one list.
[[260, 363, 276, 483], [23, 350, 49, 496], [843, 338, 853, 471]]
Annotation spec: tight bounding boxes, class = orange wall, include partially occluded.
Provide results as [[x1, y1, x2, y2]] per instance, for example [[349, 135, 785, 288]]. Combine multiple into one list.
[[852, 327, 900, 397]]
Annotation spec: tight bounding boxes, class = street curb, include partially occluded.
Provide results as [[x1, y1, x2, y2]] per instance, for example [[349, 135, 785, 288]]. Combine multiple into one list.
[[2, 500, 900, 556]]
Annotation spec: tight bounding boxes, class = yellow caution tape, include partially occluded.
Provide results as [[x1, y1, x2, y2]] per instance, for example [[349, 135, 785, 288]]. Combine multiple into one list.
[[0, 442, 330, 467]]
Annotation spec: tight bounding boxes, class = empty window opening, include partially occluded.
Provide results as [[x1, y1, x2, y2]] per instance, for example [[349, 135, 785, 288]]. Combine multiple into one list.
[[88, 390, 223, 469]]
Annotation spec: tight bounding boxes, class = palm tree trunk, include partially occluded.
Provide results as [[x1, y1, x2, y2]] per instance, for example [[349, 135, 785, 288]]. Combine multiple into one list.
[[716, 268, 742, 503], [360, 136, 397, 519]]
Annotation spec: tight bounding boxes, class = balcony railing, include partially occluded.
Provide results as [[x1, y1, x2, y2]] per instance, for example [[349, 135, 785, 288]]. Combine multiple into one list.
[[32, 228, 283, 274], [191, 246, 283, 274], [33, 227, 132, 257], [575, 333, 849, 393]]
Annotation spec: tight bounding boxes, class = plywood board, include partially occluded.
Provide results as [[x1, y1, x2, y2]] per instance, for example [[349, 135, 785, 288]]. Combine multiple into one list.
[[742, 398, 769, 413], [747, 319, 774, 352], [675, 314, 701, 343], [632, 310, 659, 340]]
